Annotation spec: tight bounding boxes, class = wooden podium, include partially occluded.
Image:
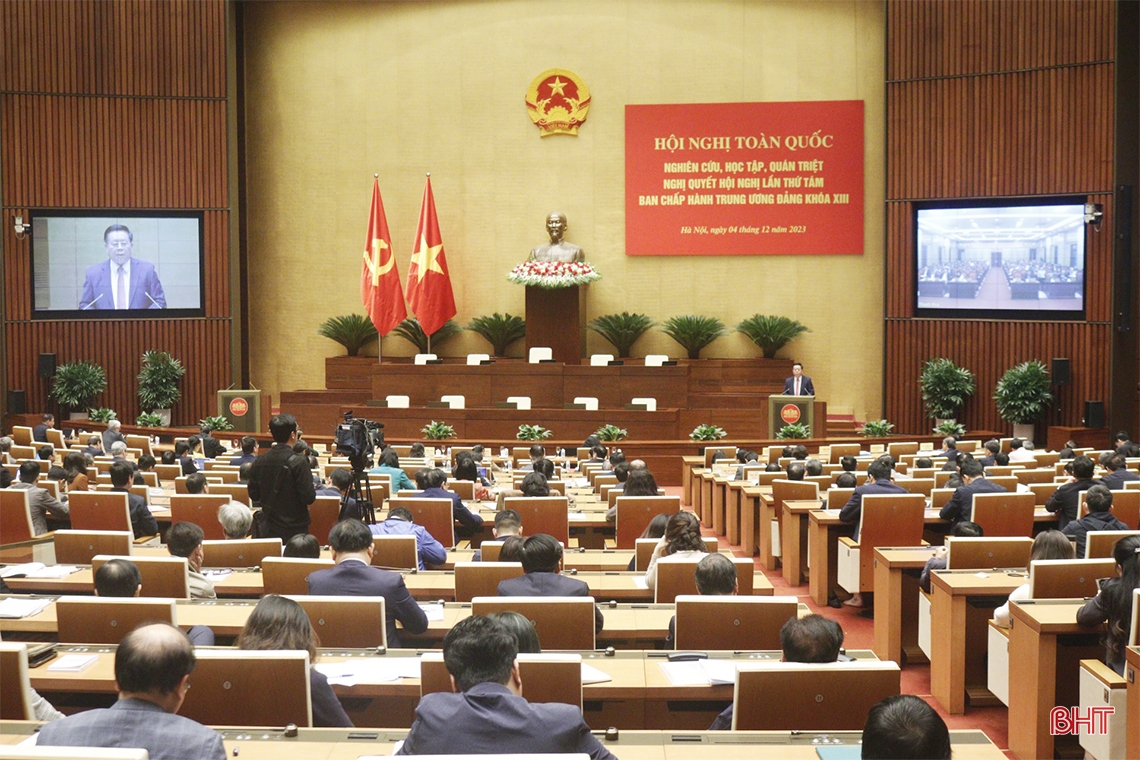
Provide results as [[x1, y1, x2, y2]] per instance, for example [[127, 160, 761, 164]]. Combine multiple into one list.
[[768, 394, 814, 438], [525, 284, 588, 365]]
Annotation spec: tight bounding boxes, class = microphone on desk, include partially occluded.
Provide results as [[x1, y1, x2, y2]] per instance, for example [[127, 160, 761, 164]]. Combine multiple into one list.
[[81, 294, 104, 310]]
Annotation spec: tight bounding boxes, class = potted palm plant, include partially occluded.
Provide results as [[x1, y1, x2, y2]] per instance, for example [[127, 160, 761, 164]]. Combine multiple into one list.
[[50, 361, 108, 419], [919, 358, 976, 426], [660, 315, 727, 360], [391, 317, 463, 354], [993, 360, 1053, 443], [137, 351, 185, 426], [736, 315, 809, 358], [588, 312, 655, 358], [317, 314, 379, 356], [467, 313, 526, 358]]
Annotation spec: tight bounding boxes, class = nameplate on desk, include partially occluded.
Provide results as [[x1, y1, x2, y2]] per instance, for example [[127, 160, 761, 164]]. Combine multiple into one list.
[[366, 400, 389, 407], [655, 360, 678, 366], [607, 360, 624, 366], [420, 359, 444, 365], [495, 402, 523, 409], [536, 359, 556, 364], [426, 401, 451, 408], [564, 403, 588, 410], [476, 359, 493, 365], [625, 403, 652, 411]]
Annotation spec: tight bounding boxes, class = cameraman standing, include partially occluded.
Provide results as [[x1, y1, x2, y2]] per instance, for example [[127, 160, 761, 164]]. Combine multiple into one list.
[[248, 413, 316, 542]]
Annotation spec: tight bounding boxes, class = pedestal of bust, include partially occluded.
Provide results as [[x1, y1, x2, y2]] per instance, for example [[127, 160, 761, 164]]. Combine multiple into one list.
[[525, 284, 588, 365]]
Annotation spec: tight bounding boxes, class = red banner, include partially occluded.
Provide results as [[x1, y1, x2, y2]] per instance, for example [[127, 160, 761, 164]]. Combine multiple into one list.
[[625, 101, 864, 256]]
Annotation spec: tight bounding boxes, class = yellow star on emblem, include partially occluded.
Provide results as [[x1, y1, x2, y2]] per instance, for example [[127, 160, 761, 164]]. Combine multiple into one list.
[[363, 238, 394, 285], [547, 77, 567, 96], [410, 234, 445, 281]]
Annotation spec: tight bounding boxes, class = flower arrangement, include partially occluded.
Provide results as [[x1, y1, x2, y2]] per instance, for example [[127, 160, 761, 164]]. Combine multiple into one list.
[[689, 424, 728, 441], [507, 260, 601, 289]]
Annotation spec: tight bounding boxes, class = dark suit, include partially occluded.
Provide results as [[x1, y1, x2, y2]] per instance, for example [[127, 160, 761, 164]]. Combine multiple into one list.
[[498, 571, 604, 633], [102, 429, 126, 453], [32, 424, 51, 442], [1061, 511, 1128, 558], [1100, 469, 1140, 490], [397, 682, 616, 759], [113, 486, 158, 539], [37, 697, 225, 760], [247, 443, 316, 541], [939, 477, 1009, 524], [201, 434, 227, 459], [229, 453, 257, 467], [1046, 478, 1097, 529], [782, 375, 815, 396], [413, 486, 484, 531], [306, 559, 427, 647], [179, 455, 198, 476], [80, 258, 166, 309], [310, 668, 353, 727], [838, 479, 909, 539]]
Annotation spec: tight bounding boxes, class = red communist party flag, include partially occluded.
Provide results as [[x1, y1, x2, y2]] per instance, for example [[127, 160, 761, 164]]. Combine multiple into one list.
[[360, 177, 407, 335], [405, 174, 457, 335]]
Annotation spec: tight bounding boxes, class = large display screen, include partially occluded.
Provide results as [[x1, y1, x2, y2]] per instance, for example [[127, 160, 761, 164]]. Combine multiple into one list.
[[30, 211, 205, 319], [914, 200, 1086, 320]]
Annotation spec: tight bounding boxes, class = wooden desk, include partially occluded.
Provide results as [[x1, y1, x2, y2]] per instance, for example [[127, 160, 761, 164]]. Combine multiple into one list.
[[780, 499, 822, 586], [929, 569, 1024, 714], [681, 457, 704, 507], [1007, 599, 1106, 760], [1128, 646, 1140, 760], [710, 474, 730, 537], [698, 469, 715, 528], [872, 545, 938, 664], [725, 481, 747, 546]]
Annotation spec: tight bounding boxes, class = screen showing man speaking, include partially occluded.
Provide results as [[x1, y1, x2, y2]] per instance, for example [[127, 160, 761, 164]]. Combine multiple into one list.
[[30, 211, 205, 318]]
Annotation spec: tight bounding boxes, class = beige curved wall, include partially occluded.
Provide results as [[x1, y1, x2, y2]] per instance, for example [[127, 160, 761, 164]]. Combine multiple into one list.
[[244, 0, 885, 421]]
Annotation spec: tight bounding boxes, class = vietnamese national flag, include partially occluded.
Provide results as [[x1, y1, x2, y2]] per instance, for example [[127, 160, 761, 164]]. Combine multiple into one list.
[[360, 177, 407, 335], [405, 175, 457, 335]]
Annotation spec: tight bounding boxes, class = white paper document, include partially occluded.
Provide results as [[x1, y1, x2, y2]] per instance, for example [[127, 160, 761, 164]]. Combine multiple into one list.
[[631, 576, 648, 589], [314, 658, 421, 686], [0, 563, 45, 578], [47, 654, 98, 672], [26, 565, 79, 579], [658, 659, 738, 686], [580, 663, 612, 684], [418, 603, 445, 621], [0, 597, 52, 619]]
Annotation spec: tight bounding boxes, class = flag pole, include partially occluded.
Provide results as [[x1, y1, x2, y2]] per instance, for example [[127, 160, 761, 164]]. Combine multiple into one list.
[[424, 172, 431, 358], [375, 173, 383, 366]]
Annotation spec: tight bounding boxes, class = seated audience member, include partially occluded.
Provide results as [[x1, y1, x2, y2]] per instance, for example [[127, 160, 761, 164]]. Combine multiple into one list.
[[238, 462, 253, 484], [167, 521, 216, 599], [993, 451, 1010, 466], [519, 471, 550, 497], [932, 436, 957, 458], [81, 434, 104, 458], [306, 518, 428, 647], [645, 511, 708, 591], [497, 534, 526, 563], [765, 462, 782, 472], [860, 694, 951, 760], [732, 450, 758, 481], [412, 467, 483, 532], [314, 470, 343, 498], [409, 442, 426, 459], [284, 533, 321, 559], [606, 468, 661, 522], [473, 509, 522, 562], [1058, 446, 1076, 461], [369, 447, 415, 492], [101, 419, 126, 453], [486, 610, 541, 654], [46, 466, 70, 491], [184, 472, 208, 495], [978, 439, 1000, 467], [1114, 430, 1134, 455], [785, 462, 806, 482], [452, 455, 492, 500], [134, 453, 156, 486], [319, 467, 361, 521], [666, 552, 739, 646], [919, 521, 983, 593], [109, 441, 137, 470], [835, 471, 858, 489], [583, 434, 602, 449], [840, 455, 858, 472], [532, 457, 556, 480], [839, 460, 907, 538], [710, 613, 844, 730], [237, 595, 352, 727], [36, 623, 226, 760], [1100, 454, 1140, 489], [584, 445, 608, 465], [780, 445, 795, 459], [1063, 484, 1128, 558], [792, 445, 809, 460], [94, 558, 215, 647], [175, 440, 196, 475], [229, 436, 258, 467], [623, 512, 670, 571], [218, 501, 253, 540], [1007, 437, 1035, 463], [1077, 535, 1140, 675], [938, 458, 1007, 525], [610, 461, 631, 493], [199, 425, 227, 459], [371, 506, 447, 568], [606, 450, 626, 471], [993, 530, 1075, 627], [160, 450, 178, 466], [498, 533, 604, 634], [0, 467, 10, 488], [108, 461, 157, 539], [805, 458, 824, 478], [914, 457, 933, 469], [1046, 455, 1097, 529], [37, 444, 55, 463], [397, 615, 616, 759]]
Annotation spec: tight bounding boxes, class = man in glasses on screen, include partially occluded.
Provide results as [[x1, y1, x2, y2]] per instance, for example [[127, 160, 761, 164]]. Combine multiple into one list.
[[79, 224, 166, 310]]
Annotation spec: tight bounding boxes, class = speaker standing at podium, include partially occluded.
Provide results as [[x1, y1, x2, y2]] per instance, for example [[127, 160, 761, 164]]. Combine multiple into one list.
[[783, 362, 815, 396]]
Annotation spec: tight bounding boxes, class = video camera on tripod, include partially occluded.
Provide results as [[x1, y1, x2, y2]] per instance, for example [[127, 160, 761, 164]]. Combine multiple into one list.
[[333, 411, 385, 524]]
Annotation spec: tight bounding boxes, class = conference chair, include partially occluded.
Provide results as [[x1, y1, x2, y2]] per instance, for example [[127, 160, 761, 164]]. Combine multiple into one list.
[[886, 442, 919, 459], [286, 595, 386, 649], [53, 530, 133, 565], [91, 554, 190, 598], [969, 492, 1036, 536], [614, 495, 680, 549], [1078, 637, 1132, 760], [770, 479, 819, 560], [836, 494, 926, 597], [987, 475, 1020, 492], [371, 534, 418, 570], [1015, 468, 1056, 485], [56, 597, 177, 644], [179, 650, 311, 728], [731, 661, 901, 730], [1029, 558, 1117, 599], [261, 556, 334, 595], [908, 468, 937, 480], [934, 471, 955, 488], [704, 447, 737, 468], [1083, 530, 1140, 559], [654, 556, 755, 604], [414, 353, 438, 365], [634, 537, 718, 572], [124, 434, 153, 457], [154, 463, 182, 483], [67, 491, 136, 534], [528, 347, 553, 363], [174, 476, 223, 494], [503, 496, 569, 546], [985, 466, 1024, 477], [420, 652, 584, 709], [674, 596, 798, 651], [201, 538, 282, 568], [1029, 482, 1060, 506], [644, 354, 670, 367], [828, 444, 860, 464], [473, 596, 597, 650], [466, 353, 490, 365], [9, 445, 36, 462], [308, 495, 342, 546], [1078, 489, 1140, 530], [388, 497, 454, 548], [170, 494, 230, 540], [10, 427, 34, 446], [446, 479, 475, 501], [211, 482, 250, 506], [896, 478, 934, 497], [0, 488, 36, 543], [454, 561, 525, 602], [824, 487, 854, 511], [0, 642, 34, 720]]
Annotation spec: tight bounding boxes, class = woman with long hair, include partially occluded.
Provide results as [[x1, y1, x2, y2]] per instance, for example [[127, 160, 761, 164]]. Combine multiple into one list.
[[993, 530, 1075, 627], [622, 469, 659, 497], [237, 595, 353, 726], [1077, 535, 1140, 675], [62, 451, 89, 492], [645, 511, 707, 591]]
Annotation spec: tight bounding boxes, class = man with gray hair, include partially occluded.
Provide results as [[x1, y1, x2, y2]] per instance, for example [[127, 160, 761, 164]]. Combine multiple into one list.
[[81, 434, 104, 457], [110, 440, 138, 471], [218, 501, 253, 540], [102, 419, 126, 453], [0, 436, 12, 463]]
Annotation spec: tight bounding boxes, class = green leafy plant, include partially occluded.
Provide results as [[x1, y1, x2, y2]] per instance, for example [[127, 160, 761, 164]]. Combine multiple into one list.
[[933, 420, 967, 437], [919, 358, 976, 420], [49, 361, 107, 410], [588, 312, 655, 358], [736, 315, 810, 359], [467, 313, 526, 357], [421, 420, 457, 440], [993, 360, 1053, 424], [136, 412, 164, 427], [594, 424, 628, 442], [689, 424, 727, 441], [137, 351, 185, 411], [87, 407, 118, 423], [199, 415, 234, 432], [516, 424, 553, 441], [660, 315, 727, 360], [391, 318, 463, 354], [318, 314, 379, 356], [776, 422, 812, 440], [859, 419, 895, 437]]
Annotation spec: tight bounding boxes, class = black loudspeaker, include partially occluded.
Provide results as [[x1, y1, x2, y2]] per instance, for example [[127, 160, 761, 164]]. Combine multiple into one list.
[[37, 353, 56, 378], [1051, 358, 1071, 386], [1084, 401, 1106, 429], [6, 390, 26, 415]]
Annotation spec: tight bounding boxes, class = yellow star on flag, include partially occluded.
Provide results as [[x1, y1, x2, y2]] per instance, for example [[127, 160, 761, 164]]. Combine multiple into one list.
[[410, 234, 445, 281], [548, 77, 567, 96]]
